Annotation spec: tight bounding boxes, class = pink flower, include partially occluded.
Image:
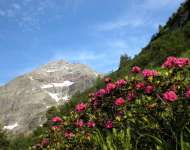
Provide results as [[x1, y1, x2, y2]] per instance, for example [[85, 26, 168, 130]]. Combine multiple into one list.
[[135, 82, 145, 90], [104, 77, 112, 83], [106, 83, 116, 93], [142, 69, 159, 78], [90, 97, 99, 108], [51, 125, 60, 130], [127, 91, 136, 101], [95, 88, 107, 97], [105, 120, 113, 129], [115, 79, 127, 88], [163, 91, 178, 102], [90, 97, 96, 102], [144, 85, 154, 94], [75, 119, 85, 127], [175, 58, 190, 68], [51, 116, 62, 123], [41, 138, 49, 147], [162, 56, 190, 68], [75, 103, 87, 112], [132, 66, 141, 73], [87, 121, 96, 128], [185, 89, 190, 99], [115, 97, 125, 106], [162, 56, 177, 68], [64, 130, 75, 139]]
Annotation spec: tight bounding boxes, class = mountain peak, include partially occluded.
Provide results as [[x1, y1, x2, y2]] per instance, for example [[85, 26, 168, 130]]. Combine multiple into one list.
[[0, 60, 100, 135]]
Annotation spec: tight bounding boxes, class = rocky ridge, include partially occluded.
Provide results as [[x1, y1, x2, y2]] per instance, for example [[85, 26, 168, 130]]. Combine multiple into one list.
[[0, 60, 99, 134]]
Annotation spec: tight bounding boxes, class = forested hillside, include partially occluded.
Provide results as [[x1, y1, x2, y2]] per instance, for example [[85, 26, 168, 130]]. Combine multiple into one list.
[[117, 0, 190, 75]]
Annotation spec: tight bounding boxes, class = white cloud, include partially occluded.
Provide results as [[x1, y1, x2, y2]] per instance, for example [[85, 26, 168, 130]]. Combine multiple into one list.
[[94, 0, 184, 33], [7, 0, 83, 31], [142, 0, 185, 10], [96, 18, 144, 31]]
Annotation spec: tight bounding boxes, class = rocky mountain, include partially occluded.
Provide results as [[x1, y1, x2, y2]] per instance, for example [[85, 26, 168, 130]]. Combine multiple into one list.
[[0, 60, 99, 135]]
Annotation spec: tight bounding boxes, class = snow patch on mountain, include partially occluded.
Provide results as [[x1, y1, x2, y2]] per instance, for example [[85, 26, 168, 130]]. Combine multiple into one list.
[[46, 92, 60, 102], [3, 123, 18, 130], [41, 81, 74, 89]]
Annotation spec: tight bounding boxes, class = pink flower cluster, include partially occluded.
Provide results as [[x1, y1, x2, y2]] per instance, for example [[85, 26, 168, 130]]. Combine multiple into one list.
[[163, 91, 178, 102], [162, 56, 190, 68], [115, 79, 127, 87], [75, 103, 87, 112], [105, 120, 113, 129], [135, 82, 145, 90], [87, 121, 96, 128], [51, 116, 62, 123], [127, 91, 136, 101], [75, 119, 96, 128], [132, 66, 141, 73], [51, 126, 60, 130], [185, 88, 190, 99], [94, 80, 127, 98], [144, 85, 154, 94], [115, 97, 125, 106], [75, 119, 85, 127], [142, 69, 159, 78], [64, 130, 75, 139], [41, 138, 49, 147], [106, 83, 116, 93], [95, 88, 107, 97]]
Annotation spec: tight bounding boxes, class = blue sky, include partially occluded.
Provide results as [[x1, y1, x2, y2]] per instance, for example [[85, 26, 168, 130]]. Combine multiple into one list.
[[0, 0, 185, 85]]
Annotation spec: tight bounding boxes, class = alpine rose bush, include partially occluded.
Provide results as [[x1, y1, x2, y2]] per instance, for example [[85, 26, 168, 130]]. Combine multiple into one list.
[[33, 56, 190, 150]]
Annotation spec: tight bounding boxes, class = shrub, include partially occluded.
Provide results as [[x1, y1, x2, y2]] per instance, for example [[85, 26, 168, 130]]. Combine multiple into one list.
[[0, 125, 9, 149], [32, 56, 190, 150]]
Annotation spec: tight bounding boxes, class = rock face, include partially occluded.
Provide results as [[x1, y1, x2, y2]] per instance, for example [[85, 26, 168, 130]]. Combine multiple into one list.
[[0, 60, 99, 134]]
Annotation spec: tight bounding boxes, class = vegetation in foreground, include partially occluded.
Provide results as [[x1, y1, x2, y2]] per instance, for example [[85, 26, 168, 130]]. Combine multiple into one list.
[[31, 56, 190, 150]]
